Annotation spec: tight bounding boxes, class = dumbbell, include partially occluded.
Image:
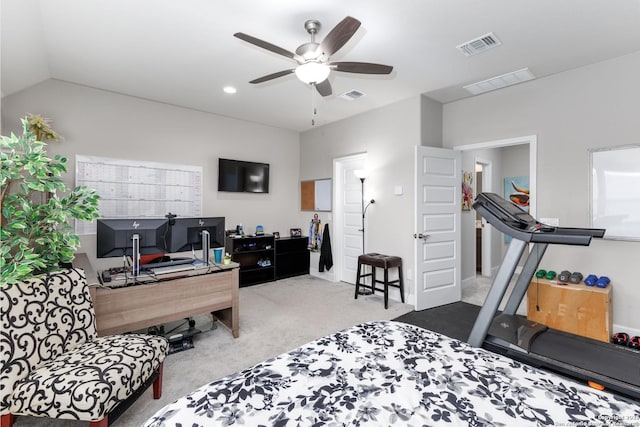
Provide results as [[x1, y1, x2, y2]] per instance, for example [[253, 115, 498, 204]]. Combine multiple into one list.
[[595, 276, 610, 288], [557, 270, 571, 283], [568, 272, 583, 284], [612, 332, 629, 346]]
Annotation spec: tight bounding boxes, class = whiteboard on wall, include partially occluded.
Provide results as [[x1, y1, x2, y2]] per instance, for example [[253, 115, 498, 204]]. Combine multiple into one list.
[[314, 179, 332, 211], [590, 145, 640, 241], [76, 155, 203, 235]]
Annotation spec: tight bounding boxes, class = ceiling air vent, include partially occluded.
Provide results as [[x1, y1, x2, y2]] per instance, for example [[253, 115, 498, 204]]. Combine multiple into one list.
[[339, 90, 366, 101], [463, 68, 535, 95], [457, 32, 501, 56]]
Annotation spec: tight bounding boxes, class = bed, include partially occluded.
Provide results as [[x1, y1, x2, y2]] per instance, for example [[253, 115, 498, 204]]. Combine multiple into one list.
[[143, 320, 640, 426]]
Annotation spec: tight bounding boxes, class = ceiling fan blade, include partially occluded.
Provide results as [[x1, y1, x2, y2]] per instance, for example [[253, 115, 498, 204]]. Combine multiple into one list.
[[249, 69, 295, 84], [315, 79, 332, 97], [234, 32, 297, 60], [319, 16, 361, 58], [330, 61, 393, 74]]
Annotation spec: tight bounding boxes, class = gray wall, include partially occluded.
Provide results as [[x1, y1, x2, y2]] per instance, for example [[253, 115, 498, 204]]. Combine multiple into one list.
[[443, 51, 640, 333], [299, 96, 422, 302], [420, 95, 443, 147], [2, 79, 301, 271]]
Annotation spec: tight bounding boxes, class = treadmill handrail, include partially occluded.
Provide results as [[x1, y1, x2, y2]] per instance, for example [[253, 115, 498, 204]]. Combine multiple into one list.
[[473, 193, 604, 246]]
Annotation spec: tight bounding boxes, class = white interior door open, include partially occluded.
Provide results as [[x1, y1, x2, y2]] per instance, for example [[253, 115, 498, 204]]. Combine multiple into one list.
[[414, 146, 462, 310], [334, 154, 366, 284]]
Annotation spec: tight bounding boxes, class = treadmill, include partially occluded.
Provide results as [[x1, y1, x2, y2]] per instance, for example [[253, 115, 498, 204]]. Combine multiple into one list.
[[468, 192, 640, 400]]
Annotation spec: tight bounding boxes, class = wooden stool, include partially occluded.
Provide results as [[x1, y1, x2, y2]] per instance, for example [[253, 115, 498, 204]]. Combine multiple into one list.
[[354, 253, 405, 309]]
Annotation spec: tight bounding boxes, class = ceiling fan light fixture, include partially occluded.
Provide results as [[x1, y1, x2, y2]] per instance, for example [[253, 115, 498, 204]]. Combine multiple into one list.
[[295, 61, 330, 84], [236, 16, 391, 99], [296, 42, 321, 61]]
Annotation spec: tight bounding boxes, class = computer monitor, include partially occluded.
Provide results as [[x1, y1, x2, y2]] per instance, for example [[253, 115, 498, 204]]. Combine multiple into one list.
[[96, 218, 170, 258], [169, 217, 225, 253]]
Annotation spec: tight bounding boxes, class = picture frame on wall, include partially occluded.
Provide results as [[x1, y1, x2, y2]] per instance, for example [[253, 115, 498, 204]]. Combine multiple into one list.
[[462, 171, 473, 211], [504, 176, 530, 211]]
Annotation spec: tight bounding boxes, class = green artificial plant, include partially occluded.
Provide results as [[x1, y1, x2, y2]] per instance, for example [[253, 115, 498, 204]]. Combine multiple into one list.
[[0, 116, 100, 285]]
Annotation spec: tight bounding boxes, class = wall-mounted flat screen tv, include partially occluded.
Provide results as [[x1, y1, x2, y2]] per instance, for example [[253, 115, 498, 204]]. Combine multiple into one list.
[[218, 158, 269, 193]]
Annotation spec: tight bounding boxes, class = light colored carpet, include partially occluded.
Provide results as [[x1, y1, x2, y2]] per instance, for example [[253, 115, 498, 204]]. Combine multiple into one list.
[[11, 275, 413, 427], [463, 273, 527, 316]]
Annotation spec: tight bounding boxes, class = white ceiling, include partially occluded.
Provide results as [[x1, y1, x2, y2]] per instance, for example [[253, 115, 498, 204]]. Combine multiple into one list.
[[2, 0, 640, 132]]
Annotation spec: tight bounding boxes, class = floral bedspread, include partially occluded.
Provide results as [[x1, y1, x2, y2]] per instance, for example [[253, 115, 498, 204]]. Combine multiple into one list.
[[143, 321, 640, 426]]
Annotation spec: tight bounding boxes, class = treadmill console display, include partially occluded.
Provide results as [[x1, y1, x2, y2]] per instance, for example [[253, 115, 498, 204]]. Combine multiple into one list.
[[473, 192, 536, 230]]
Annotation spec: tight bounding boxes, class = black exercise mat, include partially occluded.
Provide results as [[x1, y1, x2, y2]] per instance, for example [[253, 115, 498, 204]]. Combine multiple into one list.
[[393, 301, 481, 342]]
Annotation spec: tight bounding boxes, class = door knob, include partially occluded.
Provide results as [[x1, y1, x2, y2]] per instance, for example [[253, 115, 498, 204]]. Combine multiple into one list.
[[413, 233, 429, 240]]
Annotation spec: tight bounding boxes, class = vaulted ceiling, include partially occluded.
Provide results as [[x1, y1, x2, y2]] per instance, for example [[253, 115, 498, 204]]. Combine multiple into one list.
[[2, 0, 640, 131]]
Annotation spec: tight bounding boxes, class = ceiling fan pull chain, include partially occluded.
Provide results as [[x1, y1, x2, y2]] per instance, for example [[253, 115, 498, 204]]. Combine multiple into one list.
[[311, 85, 318, 126]]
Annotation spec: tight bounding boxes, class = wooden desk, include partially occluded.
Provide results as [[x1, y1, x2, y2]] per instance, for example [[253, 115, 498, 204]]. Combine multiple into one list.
[[90, 266, 239, 338]]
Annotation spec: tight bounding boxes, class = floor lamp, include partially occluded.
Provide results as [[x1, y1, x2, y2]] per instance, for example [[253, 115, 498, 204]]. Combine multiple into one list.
[[354, 169, 375, 295]]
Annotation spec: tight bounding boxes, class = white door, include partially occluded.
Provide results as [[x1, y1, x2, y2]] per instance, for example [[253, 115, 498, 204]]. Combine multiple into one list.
[[334, 154, 366, 284], [414, 146, 462, 310]]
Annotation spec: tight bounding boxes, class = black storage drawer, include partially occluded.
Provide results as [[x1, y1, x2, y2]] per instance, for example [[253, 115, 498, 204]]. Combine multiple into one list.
[[239, 267, 275, 287], [275, 236, 307, 253], [275, 237, 310, 279], [226, 235, 275, 287]]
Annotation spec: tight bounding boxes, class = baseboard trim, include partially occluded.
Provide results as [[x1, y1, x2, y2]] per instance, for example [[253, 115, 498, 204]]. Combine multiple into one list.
[[310, 269, 336, 282]]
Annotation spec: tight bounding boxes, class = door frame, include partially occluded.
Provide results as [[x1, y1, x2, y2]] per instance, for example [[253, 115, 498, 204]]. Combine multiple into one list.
[[333, 153, 367, 283], [475, 157, 493, 276], [453, 135, 537, 285], [453, 135, 537, 219]]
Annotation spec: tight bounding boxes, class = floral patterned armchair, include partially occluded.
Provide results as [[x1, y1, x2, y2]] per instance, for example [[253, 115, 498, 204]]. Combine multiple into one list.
[[1, 268, 169, 427]]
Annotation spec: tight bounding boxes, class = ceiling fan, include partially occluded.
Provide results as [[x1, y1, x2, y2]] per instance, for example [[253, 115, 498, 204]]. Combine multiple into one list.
[[234, 16, 393, 97]]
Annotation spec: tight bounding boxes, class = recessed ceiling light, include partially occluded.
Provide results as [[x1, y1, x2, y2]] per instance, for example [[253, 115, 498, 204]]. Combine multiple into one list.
[[223, 86, 237, 94]]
